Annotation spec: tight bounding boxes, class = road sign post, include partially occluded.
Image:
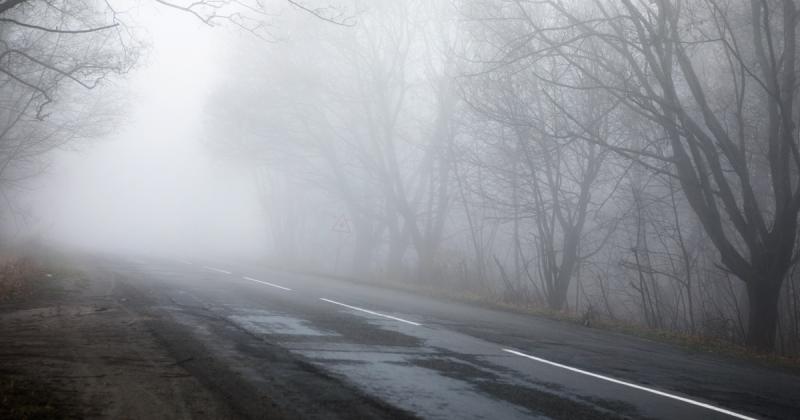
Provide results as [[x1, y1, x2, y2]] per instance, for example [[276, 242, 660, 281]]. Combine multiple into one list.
[[331, 215, 351, 273]]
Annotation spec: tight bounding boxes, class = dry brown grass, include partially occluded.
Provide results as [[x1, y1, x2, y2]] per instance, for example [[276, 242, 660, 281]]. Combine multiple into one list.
[[0, 256, 40, 302]]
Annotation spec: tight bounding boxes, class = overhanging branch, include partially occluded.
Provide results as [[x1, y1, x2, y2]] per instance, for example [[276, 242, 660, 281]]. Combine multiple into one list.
[[0, 18, 119, 34]]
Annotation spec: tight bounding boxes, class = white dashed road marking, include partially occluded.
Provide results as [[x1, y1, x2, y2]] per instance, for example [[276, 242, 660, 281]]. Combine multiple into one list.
[[202, 266, 232, 275], [177, 260, 757, 419], [242, 276, 292, 291], [320, 298, 421, 326]]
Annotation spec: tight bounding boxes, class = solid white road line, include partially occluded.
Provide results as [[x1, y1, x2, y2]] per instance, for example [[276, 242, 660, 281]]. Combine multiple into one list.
[[502, 348, 756, 420], [202, 266, 232, 275], [242, 276, 292, 291], [177, 259, 193, 265], [320, 298, 421, 326]]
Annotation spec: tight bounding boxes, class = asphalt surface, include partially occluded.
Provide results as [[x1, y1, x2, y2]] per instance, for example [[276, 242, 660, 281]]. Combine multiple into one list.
[[90, 255, 800, 420]]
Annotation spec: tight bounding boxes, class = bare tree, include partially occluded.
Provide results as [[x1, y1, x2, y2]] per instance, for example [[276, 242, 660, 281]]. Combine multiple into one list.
[[470, 0, 800, 350], [460, 35, 618, 310]]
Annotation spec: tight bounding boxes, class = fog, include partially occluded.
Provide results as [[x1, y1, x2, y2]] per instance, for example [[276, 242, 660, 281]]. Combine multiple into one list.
[[3, 0, 800, 357], [23, 9, 268, 261]]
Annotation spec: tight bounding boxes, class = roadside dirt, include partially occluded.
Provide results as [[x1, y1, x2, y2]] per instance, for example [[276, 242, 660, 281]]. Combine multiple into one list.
[[0, 257, 416, 419], [0, 263, 238, 419]]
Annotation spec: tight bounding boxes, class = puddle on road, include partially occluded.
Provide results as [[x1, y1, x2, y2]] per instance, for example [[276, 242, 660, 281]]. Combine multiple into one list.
[[229, 310, 336, 337], [224, 307, 540, 419], [297, 349, 542, 420]]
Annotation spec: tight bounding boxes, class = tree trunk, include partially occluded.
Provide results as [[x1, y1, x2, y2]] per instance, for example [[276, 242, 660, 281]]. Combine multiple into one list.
[[547, 278, 570, 311], [746, 278, 782, 352]]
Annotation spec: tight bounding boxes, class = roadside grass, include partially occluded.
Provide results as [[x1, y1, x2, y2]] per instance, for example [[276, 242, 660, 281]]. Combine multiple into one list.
[[267, 263, 800, 373], [0, 256, 41, 302], [0, 249, 93, 302], [592, 319, 800, 372]]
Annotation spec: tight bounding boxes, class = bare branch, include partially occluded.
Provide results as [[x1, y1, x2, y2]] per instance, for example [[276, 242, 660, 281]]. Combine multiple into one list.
[[0, 17, 119, 34], [287, 0, 355, 27]]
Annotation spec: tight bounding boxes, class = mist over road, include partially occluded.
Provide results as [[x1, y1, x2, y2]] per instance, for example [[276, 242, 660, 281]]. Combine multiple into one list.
[[5, 1, 800, 418], [89, 254, 797, 420]]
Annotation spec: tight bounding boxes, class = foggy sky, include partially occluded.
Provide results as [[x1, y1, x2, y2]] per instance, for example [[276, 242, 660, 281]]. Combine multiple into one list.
[[22, 8, 268, 261]]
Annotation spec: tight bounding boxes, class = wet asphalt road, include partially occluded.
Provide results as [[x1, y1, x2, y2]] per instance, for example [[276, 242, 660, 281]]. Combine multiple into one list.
[[96, 255, 800, 420]]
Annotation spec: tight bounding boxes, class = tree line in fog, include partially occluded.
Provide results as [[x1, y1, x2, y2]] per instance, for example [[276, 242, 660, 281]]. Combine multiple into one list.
[[206, 0, 800, 354], [3, 0, 800, 354]]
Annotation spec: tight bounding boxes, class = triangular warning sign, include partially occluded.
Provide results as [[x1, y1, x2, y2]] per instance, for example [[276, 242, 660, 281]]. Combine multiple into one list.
[[332, 215, 351, 233]]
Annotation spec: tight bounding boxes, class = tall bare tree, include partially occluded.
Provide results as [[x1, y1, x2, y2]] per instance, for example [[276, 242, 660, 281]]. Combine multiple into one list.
[[470, 0, 800, 350]]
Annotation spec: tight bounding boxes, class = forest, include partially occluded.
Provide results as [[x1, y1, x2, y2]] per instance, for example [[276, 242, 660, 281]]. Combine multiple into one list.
[[3, 0, 800, 356]]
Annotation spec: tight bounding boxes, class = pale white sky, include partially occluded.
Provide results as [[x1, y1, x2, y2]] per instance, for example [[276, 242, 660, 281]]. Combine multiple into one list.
[[27, 6, 269, 260]]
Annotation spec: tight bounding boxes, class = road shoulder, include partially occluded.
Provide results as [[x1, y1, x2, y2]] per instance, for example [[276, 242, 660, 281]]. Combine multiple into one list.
[[1, 257, 418, 419], [0, 262, 239, 419]]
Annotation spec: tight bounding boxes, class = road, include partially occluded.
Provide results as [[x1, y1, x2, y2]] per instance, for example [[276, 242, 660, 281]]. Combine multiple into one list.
[[89, 254, 799, 419]]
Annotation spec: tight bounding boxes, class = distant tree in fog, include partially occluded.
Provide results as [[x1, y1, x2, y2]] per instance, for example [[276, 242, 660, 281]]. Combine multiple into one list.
[[200, 0, 800, 354], [0, 0, 351, 224], [461, 57, 620, 311], [0, 0, 135, 209]]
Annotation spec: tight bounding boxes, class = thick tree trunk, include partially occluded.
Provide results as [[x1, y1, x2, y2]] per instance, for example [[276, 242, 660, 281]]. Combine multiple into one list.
[[547, 276, 570, 311], [546, 231, 581, 311], [746, 278, 782, 351]]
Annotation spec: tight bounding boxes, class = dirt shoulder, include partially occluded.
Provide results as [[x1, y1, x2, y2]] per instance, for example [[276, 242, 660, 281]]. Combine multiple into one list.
[[0, 258, 238, 419], [0, 255, 416, 420]]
